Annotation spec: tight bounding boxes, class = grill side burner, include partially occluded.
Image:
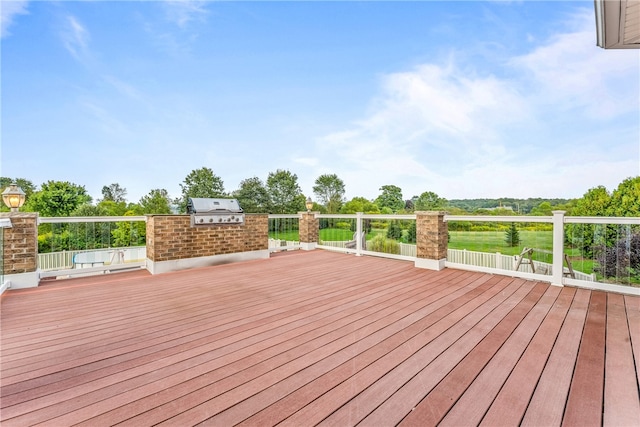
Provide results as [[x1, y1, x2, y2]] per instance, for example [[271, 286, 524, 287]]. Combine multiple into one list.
[[187, 198, 245, 226]]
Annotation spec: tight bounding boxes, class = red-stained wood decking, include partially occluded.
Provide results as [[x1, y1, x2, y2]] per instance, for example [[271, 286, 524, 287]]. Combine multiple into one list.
[[1, 250, 639, 426]]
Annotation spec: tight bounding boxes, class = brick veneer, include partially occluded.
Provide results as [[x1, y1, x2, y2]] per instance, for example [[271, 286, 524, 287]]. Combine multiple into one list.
[[299, 212, 319, 244], [416, 211, 448, 262], [1, 213, 38, 274], [146, 214, 268, 262]]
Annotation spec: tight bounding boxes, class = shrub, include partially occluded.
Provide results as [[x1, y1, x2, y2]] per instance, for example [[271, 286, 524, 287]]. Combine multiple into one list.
[[367, 234, 400, 255], [407, 221, 416, 243], [386, 220, 403, 240], [595, 232, 640, 283]]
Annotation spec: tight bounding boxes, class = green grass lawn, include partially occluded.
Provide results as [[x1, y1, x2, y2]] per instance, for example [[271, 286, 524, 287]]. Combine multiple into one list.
[[319, 228, 357, 241], [269, 230, 300, 241], [449, 230, 553, 256]]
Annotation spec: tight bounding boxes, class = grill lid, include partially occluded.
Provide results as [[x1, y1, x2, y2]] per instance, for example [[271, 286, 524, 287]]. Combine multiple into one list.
[[187, 198, 243, 214]]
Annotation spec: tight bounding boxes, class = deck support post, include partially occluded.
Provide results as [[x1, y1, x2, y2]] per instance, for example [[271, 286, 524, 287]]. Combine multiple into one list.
[[551, 210, 566, 287], [299, 212, 319, 251], [1, 213, 40, 289], [355, 212, 363, 256], [415, 211, 447, 271]]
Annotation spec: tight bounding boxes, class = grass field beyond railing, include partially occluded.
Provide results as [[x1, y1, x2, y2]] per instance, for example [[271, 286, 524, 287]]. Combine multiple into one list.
[[448, 230, 553, 256]]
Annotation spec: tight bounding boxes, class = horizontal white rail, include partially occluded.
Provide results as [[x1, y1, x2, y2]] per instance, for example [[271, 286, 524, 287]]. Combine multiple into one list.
[[38, 216, 147, 224]]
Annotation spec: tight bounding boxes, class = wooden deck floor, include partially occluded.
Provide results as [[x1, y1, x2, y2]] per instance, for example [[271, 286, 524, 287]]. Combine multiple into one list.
[[1, 250, 639, 426]]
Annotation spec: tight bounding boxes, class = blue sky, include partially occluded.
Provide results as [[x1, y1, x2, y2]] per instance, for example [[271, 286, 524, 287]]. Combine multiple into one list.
[[2, 1, 639, 204]]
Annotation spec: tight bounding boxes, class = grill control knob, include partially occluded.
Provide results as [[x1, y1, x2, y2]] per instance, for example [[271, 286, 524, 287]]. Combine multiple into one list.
[[209, 218, 214, 223], [199, 218, 204, 223]]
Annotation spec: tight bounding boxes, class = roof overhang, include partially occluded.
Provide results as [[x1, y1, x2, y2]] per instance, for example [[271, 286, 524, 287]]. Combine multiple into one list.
[[595, 0, 640, 49]]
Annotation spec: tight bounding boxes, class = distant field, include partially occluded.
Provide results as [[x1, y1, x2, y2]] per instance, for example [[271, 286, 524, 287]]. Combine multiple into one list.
[[448, 230, 553, 258]]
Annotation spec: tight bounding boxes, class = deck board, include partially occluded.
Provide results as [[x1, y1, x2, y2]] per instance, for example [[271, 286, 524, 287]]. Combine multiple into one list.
[[1, 250, 638, 427], [437, 285, 563, 426], [562, 291, 607, 427], [603, 293, 640, 426], [478, 286, 576, 426]]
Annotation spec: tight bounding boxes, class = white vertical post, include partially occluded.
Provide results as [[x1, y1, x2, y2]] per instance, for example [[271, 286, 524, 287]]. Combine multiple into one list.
[[552, 210, 565, 286], [356, 212, 363, 256]]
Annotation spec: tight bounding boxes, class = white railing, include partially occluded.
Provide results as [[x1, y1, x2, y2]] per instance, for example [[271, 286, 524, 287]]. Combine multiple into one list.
[[312, 212, 639, 296], [446, 248, 596, 282], [36, 216, 148, 278], [268, 214, 301, 252], [38, 247, 147, 271], [268, 239, 300, 252], [316, 213, 416, 262], [319, 239, 416, 257], [445, 213, 639, 295]]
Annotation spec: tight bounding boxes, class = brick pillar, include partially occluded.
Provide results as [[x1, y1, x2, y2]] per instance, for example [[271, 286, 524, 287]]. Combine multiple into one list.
[[1, 212, 40, 288], [299, 212, 319, 251], [415, 211, 448, 271]]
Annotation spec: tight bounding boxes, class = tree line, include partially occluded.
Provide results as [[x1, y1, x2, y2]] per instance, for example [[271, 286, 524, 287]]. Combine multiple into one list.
[[1, 171, 638, 218]]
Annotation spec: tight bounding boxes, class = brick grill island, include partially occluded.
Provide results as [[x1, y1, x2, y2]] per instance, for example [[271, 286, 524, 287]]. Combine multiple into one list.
[[146, 214, 269, 274]]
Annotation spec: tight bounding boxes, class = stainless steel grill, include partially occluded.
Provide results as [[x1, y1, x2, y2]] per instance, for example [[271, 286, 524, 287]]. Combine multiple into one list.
[[187, 198, 244, 226]]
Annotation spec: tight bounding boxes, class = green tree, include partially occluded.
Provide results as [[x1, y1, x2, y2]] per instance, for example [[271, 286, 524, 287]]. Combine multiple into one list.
[[414, 191, 447, 211], [24, 181, 92, 217], [571, 185, 611, 216], [39, 202, 112, 253], [567, 185, 613, 257], [97, 200, 128, 216], [266, 169, 305, 214], [233, 177, 271, 213], [100, 183, 127, 203], [313, 174, 345, 214], [375, 185, 404, 213], [505, 223, 521, 247], [340, 197, 380, 214], [112, 211, 147, 247], [607, 176, 640, 217], [140, 189, 173, 214], [177, 167, 226, 212], [530, 201, 553, 216], [386, 220, 403, 240], [71, 204, 110, 217]]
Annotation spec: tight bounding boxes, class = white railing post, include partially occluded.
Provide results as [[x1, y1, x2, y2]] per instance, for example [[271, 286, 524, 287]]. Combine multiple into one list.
[[356, 212, 363, 256], [552, 210, 565, 286]]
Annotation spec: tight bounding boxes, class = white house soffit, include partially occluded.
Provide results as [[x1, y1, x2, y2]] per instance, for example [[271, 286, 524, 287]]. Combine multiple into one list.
[[595, 0, 640, 49], [624, 0, 640, 44]]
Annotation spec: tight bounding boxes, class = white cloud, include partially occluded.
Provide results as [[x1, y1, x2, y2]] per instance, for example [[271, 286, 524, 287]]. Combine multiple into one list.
[[80, 101, 131, 138], [510, 9, 639, 119], [1, 0, 29, 38], [61, 15, 90, 62], [312, 9, 638, 201], [163, 0, 209, 29], [102, 75, 145, 102]]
